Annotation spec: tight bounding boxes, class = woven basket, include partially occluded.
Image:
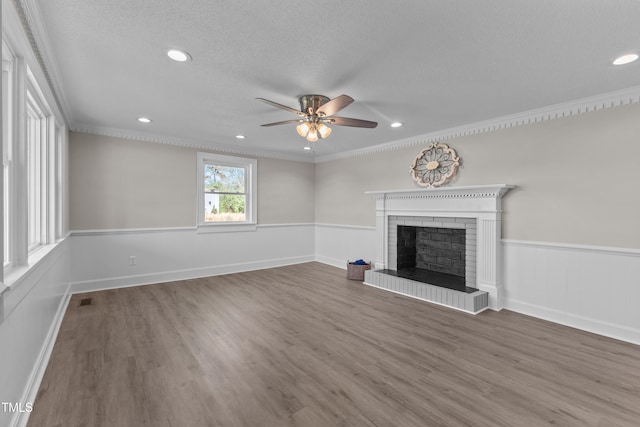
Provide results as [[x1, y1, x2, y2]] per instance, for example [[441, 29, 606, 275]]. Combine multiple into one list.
[[346, 261, 371, 281]]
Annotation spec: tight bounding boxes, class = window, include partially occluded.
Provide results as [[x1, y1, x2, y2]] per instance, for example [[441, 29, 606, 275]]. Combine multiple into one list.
[[4, 62, 62, 270], [2, 42, 19, 269], [2, 9, 67, 283], [197, 152, 257, 231], [2, 56, 13, 266], [204, 164, 246, 222], [55, 125, 65, 239], [26, 81, 51, 251]]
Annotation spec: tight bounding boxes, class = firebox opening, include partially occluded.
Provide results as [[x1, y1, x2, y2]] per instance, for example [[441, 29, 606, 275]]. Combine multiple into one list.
[[396, 225, 474, 293]]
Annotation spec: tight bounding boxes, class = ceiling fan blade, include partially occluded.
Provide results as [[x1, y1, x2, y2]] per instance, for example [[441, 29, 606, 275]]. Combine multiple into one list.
[[260, 119, 302, 127], [256, 98, 303, 115], [329, 116, 378, 128], [316, 94, 354, 117]]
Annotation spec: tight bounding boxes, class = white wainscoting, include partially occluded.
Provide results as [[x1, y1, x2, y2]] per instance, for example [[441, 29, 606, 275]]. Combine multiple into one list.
[[0, 238, 71, 427], [314, 223, 377, 269], [503, 240, 640, 345], [70, 224, 315, 293]]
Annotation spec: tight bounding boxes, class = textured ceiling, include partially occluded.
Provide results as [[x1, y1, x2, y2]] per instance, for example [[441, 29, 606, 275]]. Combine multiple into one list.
[[33, 0, 640, 160]]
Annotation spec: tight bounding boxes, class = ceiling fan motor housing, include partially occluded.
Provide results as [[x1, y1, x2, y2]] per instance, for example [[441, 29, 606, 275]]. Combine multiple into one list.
[[299, 95, 330, 115]]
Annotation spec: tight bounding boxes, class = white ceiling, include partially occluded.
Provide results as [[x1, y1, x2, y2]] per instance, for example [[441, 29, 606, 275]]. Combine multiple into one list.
[[31, 0, 640, 160]]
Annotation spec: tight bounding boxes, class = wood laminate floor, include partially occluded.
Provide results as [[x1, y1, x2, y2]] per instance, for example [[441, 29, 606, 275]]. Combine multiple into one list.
[[28, 262, 640, 426]]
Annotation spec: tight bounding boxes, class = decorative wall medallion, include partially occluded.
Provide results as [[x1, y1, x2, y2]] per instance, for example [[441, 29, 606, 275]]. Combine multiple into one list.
[[410, 143, 460, 187]]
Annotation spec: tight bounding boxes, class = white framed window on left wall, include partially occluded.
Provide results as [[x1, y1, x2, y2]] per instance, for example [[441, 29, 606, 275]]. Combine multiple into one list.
[[2, 50, 14, 267], [2, 6, 67, 286], [2, 39, 66, 277], [196, 152, 257, 232]]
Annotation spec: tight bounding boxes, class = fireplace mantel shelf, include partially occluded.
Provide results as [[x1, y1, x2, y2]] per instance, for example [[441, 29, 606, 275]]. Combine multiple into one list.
[[365, 184, 515, 200]]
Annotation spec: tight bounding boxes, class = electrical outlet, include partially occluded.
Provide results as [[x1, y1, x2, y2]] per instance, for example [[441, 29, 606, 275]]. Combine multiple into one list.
[[129, 256, 136, 266]]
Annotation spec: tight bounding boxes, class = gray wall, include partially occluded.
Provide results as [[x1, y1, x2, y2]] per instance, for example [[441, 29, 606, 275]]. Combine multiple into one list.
[[69, 132, 315, 229], [69, 101, 640, 249], [315, 103, 640, 249]]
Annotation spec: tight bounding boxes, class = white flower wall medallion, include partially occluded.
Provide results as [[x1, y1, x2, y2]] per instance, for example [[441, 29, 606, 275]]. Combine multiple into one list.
[[410, 143, 460, 187]]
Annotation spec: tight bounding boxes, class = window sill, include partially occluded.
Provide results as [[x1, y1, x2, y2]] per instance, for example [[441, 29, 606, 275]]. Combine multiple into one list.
[[197, 222, 258, 234], [2, 238, 67, 291]]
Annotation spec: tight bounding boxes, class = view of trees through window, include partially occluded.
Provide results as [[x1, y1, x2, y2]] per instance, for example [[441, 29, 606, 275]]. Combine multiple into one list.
[[204, 164, 246, 222]]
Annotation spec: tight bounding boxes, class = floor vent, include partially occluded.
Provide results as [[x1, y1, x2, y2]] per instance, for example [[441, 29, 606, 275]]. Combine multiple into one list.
[[79, 298, 93, 307]]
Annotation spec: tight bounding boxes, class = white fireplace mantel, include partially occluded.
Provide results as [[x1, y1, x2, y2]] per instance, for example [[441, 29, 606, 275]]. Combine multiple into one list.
[[366, 184, 515, 310]]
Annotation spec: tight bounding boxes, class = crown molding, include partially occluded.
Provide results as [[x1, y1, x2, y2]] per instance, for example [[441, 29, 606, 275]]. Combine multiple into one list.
[[16, 0, 640, 165], [71, 124, 315, 163], [74, 84, 640, 165], [12, 0, 73, 125], [314, 85, 640, 163]]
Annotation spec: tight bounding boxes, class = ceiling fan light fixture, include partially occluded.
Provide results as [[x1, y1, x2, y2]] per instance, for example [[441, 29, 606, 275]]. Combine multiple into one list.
[[258, 94, 377, 143], [296, 122, 311, 137], [317, 123, 332, 139], [306, 127, 319, 142]]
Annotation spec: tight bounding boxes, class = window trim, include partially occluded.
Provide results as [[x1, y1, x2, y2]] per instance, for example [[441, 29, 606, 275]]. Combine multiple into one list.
[[2, 53, 15, 268], [2, 1, 69, 289], [196, 152, 257, 233], [26, 71, 53, 253]]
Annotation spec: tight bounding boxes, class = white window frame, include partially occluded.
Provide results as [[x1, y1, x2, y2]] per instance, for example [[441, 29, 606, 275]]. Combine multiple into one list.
[[2, 2, 68, 290], [196, 152, 257, 233], [26, 72, 53, 252], [2, 50, 15, 268], [54, 123, 65, 239]]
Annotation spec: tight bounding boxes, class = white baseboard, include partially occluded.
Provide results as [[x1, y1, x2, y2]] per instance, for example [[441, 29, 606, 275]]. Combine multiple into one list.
[[314, 255, 348, 270], [11, 285, 72, 427], [505, 298, 640, 346], [70, 255, 315, 294]]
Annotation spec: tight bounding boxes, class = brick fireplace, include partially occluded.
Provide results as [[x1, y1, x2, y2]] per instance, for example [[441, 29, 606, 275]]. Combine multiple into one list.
[[390, 216, 476, 290], [364, 184, 514, 312], [400, 227, 465, 275]]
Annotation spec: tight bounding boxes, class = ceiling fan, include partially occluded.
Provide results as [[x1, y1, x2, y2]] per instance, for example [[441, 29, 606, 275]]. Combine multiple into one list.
[[256, 94, 378, 142]]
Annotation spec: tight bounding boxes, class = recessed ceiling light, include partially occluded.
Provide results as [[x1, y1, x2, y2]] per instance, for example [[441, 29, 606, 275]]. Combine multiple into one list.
[[612, 53, 639, 66], [235, 135, 246, 139], [167, 49, 191, 62], [303, 146, 312, 150], [391, 122, 403, 128], [138, 117, 152, 123]]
